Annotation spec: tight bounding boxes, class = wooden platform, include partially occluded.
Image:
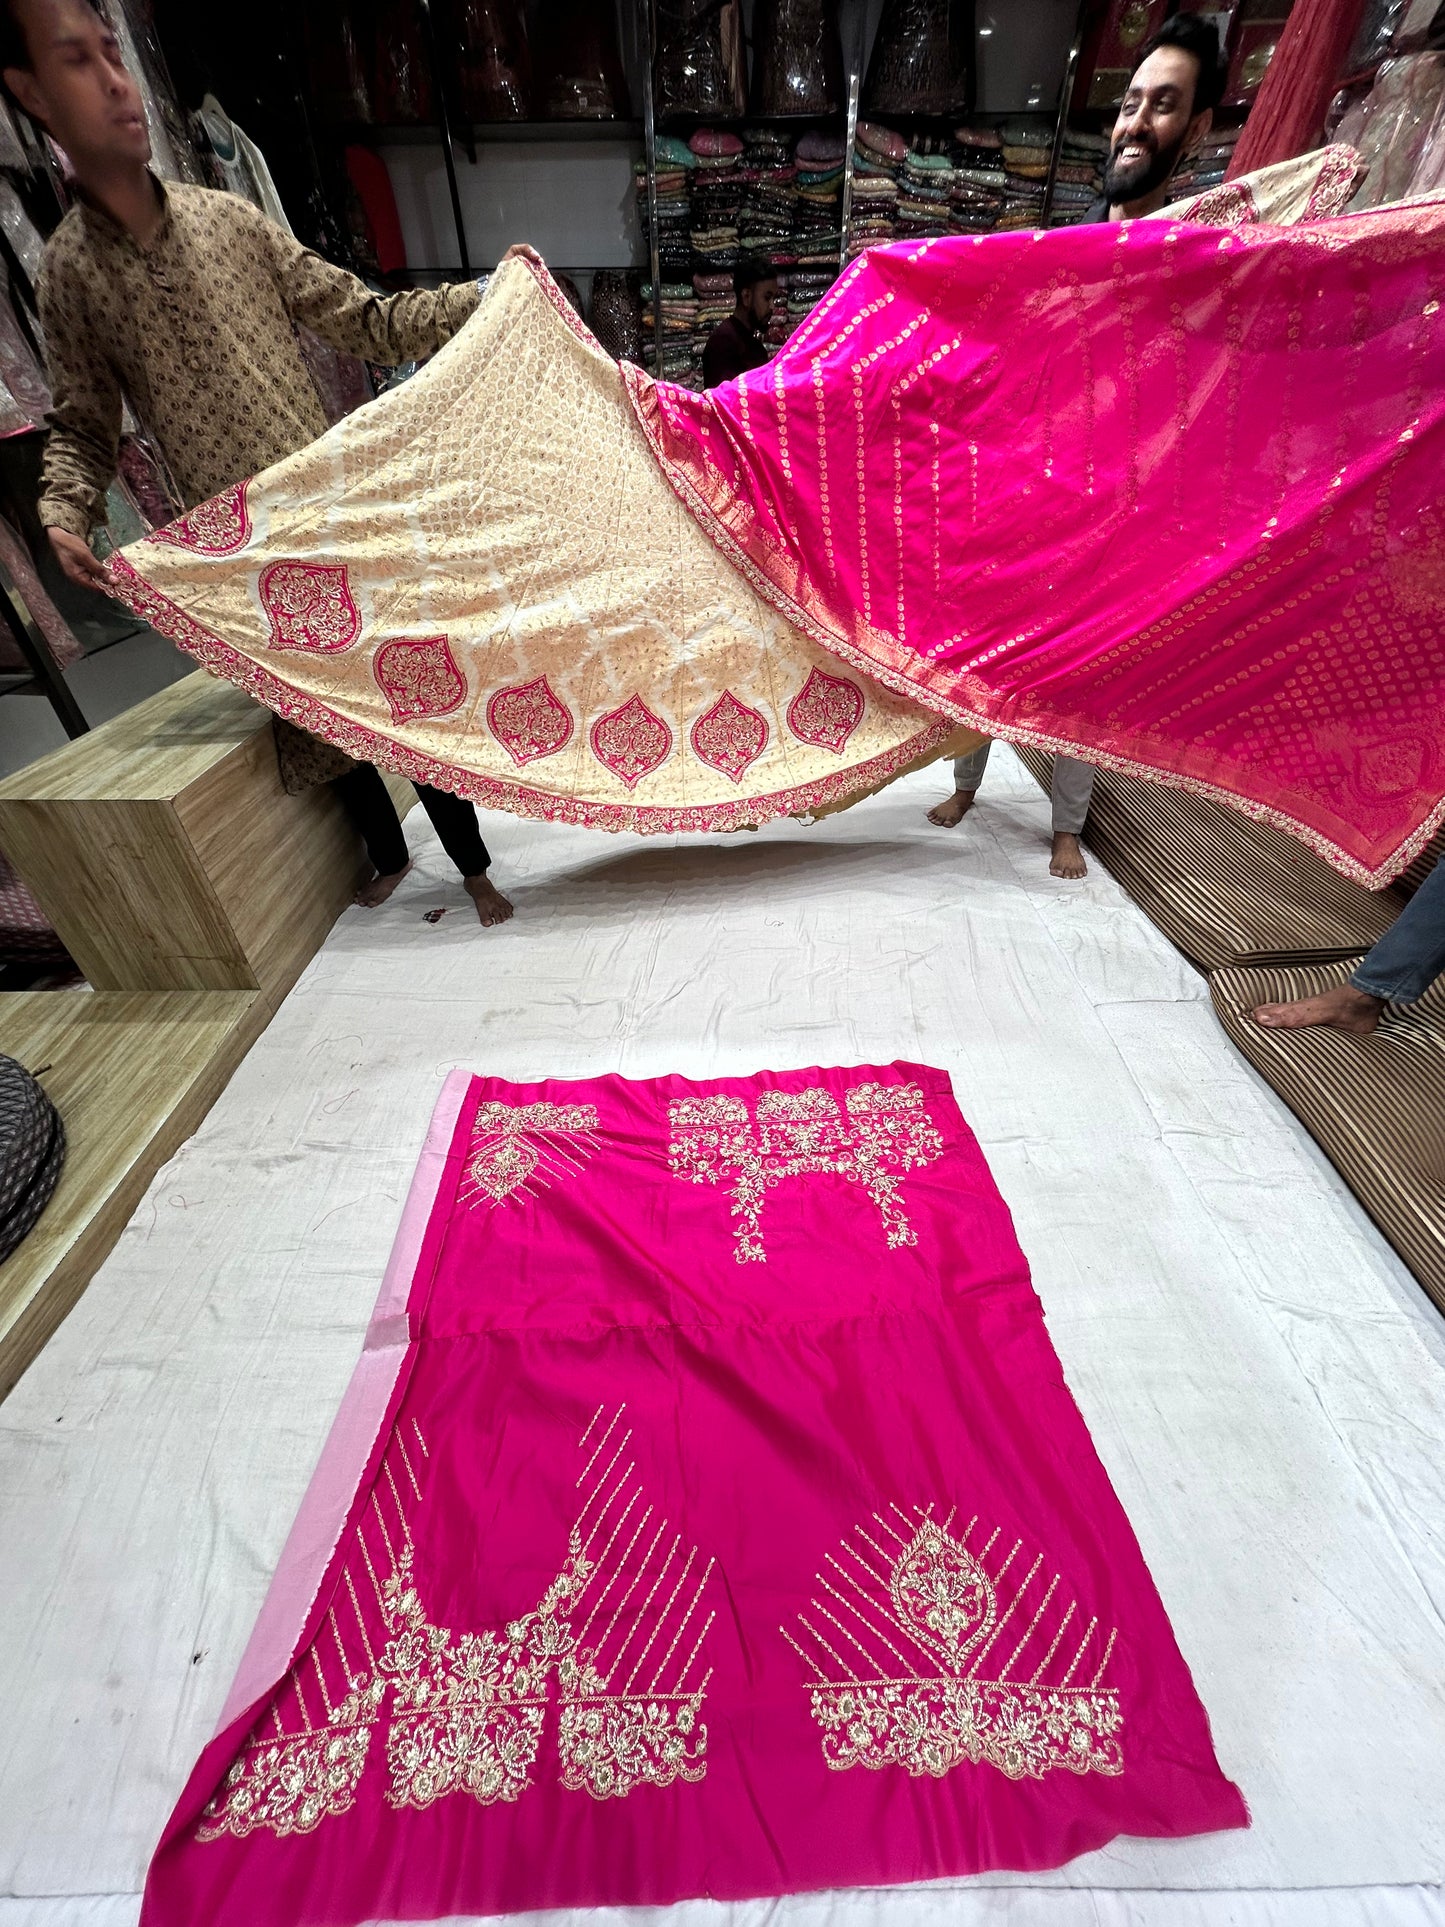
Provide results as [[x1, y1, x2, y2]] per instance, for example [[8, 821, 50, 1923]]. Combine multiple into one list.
[[0, 672, 412, 1397], [0, 990, 259, 1401]]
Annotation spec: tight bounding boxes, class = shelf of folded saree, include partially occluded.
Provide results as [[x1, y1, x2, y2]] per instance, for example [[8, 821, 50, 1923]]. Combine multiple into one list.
[[636, 121, 846, 374]]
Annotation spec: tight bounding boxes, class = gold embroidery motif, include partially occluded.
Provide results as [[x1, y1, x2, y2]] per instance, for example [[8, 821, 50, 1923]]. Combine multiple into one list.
[[784, 1505, 1124, 1784], [198, 1407, 715, 1842], [462, 1099, 601, 1208], [668, 1080, 944, 1262], [197, 1678, 386, 1840]]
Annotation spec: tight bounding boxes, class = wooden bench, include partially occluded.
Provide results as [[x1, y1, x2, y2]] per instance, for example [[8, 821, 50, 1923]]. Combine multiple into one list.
[[0, 671, 411, 1397]]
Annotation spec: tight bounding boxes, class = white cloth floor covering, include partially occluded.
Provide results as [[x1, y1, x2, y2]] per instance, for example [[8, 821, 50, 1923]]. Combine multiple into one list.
[[3, 752, 1445, 1927]]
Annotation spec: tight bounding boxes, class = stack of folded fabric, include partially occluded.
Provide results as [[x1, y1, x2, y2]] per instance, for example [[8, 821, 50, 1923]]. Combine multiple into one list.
[[794, 128, 846, 267], [635, 133, 695, 278], [1172, 127, 1240, 200], [781, 263, 838, 333], [689, 126, 746, 275], [1049, 127, 1107, 226], [949, 124, 1007, 233], [640, 280, 700, 385], [897, 146, 956, 239], [738, 125, 797, 268], [998, 117, 1051, 230], [765, 273, 792, 350], [691, 268, 735, 367], [848, 120, 907, 257]]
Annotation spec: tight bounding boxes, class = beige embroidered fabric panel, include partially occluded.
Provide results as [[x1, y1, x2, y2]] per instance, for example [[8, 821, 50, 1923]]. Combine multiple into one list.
[[114, 254, 960, 834]]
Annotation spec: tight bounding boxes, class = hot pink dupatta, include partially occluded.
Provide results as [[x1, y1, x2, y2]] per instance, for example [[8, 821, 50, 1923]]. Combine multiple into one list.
[[142, 1065, 1245, 1925], [624, 203, 1445, 884]]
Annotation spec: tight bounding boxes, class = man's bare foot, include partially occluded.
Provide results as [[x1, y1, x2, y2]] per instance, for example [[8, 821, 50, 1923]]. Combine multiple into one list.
[[1049, 832, 1087, 879], [465, 873, 515, 927], [1251, 984, 1384, 1035], [355, 860, 413, 907], [928, 789, 977, 828]]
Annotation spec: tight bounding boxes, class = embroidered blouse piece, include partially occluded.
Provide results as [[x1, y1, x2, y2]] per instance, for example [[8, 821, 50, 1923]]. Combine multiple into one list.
[[139, 1064, 1246, 1925], [109, 179, 1445, 880]]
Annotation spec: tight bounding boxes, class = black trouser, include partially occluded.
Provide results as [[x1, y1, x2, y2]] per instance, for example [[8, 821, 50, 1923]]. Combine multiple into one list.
[[335, 763, 490, 878]]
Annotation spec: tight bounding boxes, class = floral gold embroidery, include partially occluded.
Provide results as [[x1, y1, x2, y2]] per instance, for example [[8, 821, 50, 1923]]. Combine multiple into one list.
[[787, 665, 865, 753], [197, 1679, 386, 1840], [784, 1503, 1124, 1785], [690, 689, 769, 783], [461, 1099, 601, 1209], [590, 694, 674, 789], [152, 480, 252, 556], [198, 1405, 715, 1842], [257, 559, 361, 655], [486, 675, 576, 765], [373, 635, 468, 724], [668, 1080, 944, 1262]]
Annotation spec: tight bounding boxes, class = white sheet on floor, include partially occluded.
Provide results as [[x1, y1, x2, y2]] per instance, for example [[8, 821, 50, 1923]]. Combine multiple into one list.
[[3, 753, 1444, 1927]]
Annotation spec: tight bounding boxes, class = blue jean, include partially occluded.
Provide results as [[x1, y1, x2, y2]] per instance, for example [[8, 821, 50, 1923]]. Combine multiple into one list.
[[1351, 859, 1445, 1004]]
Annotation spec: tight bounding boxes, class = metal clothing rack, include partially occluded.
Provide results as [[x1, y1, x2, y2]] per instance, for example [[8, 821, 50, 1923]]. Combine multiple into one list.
[[0, 563, 87, 739]]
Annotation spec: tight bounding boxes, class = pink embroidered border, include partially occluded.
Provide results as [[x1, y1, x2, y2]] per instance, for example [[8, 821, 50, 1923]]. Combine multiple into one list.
[[107, 552, 959, 835]]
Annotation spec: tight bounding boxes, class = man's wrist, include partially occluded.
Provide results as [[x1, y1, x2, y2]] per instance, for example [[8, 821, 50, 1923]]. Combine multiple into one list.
[[41, 505, 93, 541]]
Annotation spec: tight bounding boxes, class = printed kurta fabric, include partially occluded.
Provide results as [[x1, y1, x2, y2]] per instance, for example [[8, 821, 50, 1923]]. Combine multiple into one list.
[[108, 256, 963, 834], [627, 200, 1445, 885], [140, 1066, 1246, 1925], [37, 178, 479, 539]]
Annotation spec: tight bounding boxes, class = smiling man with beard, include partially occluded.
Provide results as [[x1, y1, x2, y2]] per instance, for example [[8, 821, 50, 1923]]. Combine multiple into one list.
[[1093, 12, 1224, 221], [928, 12, 1224, 877]]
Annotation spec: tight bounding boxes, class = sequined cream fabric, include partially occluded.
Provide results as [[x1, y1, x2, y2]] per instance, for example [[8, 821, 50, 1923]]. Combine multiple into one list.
[[110, 250, 966, 834]]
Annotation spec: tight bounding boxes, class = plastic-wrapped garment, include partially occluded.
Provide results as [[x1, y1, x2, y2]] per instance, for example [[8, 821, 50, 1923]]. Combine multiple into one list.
[[0, 510, 82, 669], [655, 0, 745, 118], [0, 290, 48, 435], [751, 0, 843, 115], [455, 0, 532, 121], [588, 270, 643, 364], [1403, 68, 1445, 189], [374, 0, 435, 125], [307, 0, 372, 124], [863, 0, 971, 116], [108, 1, 204, 184], [1341, 52, 1445, 204], [535, 0, 630, 117]]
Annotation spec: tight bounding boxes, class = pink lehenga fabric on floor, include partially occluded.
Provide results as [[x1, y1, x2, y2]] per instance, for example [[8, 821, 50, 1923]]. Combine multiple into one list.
[[626, 200, 1445, 884], [141, 1065, 1246, 1926]]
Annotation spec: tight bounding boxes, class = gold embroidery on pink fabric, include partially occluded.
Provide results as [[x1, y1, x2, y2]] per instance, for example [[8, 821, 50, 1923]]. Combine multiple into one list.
[[152, 480, 252, 555], [461, 1099, 601, 1209], [198, 1406, 716, 1841], [690, 689, 769, 782], [783, 1506, 1124, 1783], [373, 635, 468, 723], [667, 1080, 943, 1263], [787, 667, 865, 753], [258, 559, 361, 654], [486, 675, 576, 765], [590, 694, 674, 789], [196, 1678, 386, 1839]]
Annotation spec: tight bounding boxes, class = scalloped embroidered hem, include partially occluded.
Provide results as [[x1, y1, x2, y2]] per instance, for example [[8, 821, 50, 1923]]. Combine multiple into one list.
[[107, 553, 961, 838]]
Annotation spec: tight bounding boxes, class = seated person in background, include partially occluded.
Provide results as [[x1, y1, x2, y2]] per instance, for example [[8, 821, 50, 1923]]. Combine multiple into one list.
[[1253, 858, 1445, 1036], [928, 10, 1225, 879], [702, 257, 777, 388], [5, 0, 514, 926]]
